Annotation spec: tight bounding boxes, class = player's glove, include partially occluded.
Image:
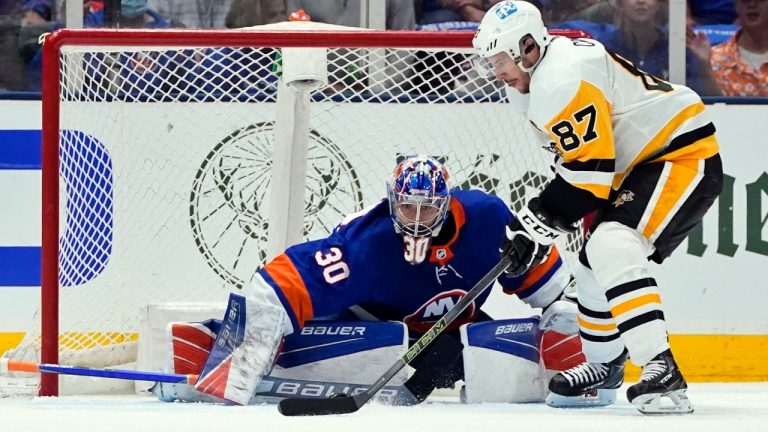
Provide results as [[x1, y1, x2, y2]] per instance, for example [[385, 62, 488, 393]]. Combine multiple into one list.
[[500, 198, 576, 277]]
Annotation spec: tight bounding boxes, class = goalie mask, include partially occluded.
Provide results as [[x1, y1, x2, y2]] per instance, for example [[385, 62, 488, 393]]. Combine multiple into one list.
[[387, 155, 452, 265], [472, 1, 550, 75]]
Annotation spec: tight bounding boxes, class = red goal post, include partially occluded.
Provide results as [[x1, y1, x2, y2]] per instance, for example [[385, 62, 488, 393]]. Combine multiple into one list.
[[33, 25, 588, 396]]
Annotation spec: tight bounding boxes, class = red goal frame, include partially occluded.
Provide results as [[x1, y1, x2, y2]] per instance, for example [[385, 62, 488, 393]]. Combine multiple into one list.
[[40, 28, 587, 396]]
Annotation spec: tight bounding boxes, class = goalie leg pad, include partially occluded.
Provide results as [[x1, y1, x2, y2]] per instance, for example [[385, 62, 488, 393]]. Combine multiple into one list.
[[460, 318, 547, 403], [194, 292, 287, 405], [269, 320, 408, 384], [261, 320, 409, 405], [153, 319, 223, 403], [541, 331, 585, 372]]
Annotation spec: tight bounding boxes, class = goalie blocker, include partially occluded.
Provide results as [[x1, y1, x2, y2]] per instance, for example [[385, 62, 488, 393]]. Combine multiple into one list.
[[150, 293, 605, 405]]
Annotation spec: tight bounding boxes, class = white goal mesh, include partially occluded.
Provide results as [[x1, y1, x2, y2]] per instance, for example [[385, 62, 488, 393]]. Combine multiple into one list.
[[5, 24, 585, 395]]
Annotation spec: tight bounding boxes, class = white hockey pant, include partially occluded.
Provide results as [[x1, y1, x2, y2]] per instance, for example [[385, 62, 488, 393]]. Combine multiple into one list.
[[577, 222, 670, 366]]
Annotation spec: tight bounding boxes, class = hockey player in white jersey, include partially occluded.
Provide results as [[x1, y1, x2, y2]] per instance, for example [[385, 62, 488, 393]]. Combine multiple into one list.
[[473, 1, 723, 414]]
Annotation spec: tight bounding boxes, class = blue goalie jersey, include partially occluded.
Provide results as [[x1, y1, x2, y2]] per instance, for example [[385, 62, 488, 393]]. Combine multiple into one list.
[[258, 189, 569, 334]]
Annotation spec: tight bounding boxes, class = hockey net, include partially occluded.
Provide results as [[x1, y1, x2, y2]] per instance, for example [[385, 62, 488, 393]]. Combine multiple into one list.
[[4, 23, 586, 395]]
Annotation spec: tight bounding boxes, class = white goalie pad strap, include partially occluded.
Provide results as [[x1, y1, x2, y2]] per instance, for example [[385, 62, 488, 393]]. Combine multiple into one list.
[[244, 272, 296, 335], [194, 292, 287, 405], [539, 298, 578, 335], [460, 318, 547, 403]]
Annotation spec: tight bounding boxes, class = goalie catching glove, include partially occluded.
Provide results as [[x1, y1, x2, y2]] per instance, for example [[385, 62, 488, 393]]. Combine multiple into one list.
[[501, 198, 575, 277]]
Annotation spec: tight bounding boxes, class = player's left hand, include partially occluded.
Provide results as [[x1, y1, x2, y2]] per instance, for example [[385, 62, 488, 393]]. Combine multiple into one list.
[[500, 220, 549, 277], [500, 198, 575, 277]]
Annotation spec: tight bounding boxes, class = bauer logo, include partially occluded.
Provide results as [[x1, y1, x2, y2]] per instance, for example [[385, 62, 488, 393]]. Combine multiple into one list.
[[300, 326, 365, 336], [494, 3, 518, 20], [495, 322, 534, 335]]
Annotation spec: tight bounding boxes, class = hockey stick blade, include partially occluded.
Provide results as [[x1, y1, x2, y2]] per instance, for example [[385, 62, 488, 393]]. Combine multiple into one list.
[[278, 392, 366, 416], [278, 254, 513, 416]]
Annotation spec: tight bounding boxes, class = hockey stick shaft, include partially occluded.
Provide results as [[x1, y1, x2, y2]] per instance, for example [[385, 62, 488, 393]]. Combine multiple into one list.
[[278, 254, 514, 416], [0, 358, 198, 384]]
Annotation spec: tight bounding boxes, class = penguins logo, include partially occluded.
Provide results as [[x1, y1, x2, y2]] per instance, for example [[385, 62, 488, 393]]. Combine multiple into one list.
[[613, 190, 635, 208], [189, 122, 363, 288]]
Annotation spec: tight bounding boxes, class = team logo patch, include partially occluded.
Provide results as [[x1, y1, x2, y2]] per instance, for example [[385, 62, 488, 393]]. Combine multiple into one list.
[[403, 289, 476, 333], [613, 190, 635, 208], [494, 2, 518, 20], [436, 249, 447, 260]]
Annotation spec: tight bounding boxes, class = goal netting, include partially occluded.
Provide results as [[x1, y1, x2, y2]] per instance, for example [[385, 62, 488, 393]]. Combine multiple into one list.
[[4, 22, 585, 395]]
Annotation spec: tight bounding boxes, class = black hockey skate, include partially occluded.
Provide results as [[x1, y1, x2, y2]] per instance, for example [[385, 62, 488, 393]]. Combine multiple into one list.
[[546, 349, 627, 408], [627, 349, 693, 415]]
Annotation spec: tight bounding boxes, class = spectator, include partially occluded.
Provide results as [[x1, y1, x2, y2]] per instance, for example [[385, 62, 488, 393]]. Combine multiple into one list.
[[543, 0, 617, 40], [21, 0, 52, 24], [599, 0, 667, 73], [148, 0, 231, 28], [224, 0, 286, 28], [563, 0, 616, 24], [686, 25, 722, 96], [115, 0, 169, 28], [286, 0, 415, 30], [18, 0, 54, 91], [546, 0, 603, 25], [710, 0, 768, 96], [600, 0, 720, 95], [0, 0, 27, 91], [416, 0, 545, 26]]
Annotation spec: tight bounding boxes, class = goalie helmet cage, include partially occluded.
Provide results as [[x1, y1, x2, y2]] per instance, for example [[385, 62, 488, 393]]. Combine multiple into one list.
[[31, 25, 587, 396]]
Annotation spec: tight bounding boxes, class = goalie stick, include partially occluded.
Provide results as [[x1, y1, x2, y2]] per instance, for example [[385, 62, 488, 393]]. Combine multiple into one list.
[[0, 358, 417, 403], [278, 254, 514, 416]]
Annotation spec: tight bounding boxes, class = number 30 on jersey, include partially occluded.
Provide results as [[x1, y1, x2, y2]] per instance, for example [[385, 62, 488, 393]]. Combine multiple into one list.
[[314, 247, 350, 284]]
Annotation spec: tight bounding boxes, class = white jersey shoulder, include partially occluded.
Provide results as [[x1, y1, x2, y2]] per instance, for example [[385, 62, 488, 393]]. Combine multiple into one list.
[[523, 35, 714, 197], [527, 37, 609, 129]]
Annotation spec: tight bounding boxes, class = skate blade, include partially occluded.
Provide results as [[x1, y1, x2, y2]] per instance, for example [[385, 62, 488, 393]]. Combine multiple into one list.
[[631, 389, 693, 415], [545, 389, 616, 408]]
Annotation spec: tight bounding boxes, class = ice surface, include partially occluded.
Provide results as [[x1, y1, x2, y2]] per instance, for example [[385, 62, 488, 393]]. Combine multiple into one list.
[[1, 383, 766, 432]]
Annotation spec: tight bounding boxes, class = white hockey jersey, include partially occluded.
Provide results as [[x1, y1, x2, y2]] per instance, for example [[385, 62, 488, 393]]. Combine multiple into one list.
[[526, 36, 719, 200]]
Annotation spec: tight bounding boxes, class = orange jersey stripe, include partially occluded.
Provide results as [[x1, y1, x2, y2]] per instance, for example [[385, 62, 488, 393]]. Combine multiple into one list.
[[507, 246, 561, 294], [263, 253, 314, 326], [611, 293, 662, 318]]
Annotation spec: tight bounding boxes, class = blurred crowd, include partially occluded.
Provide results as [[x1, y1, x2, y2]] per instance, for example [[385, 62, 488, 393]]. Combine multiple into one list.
[[0, 0, 765, 97]]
